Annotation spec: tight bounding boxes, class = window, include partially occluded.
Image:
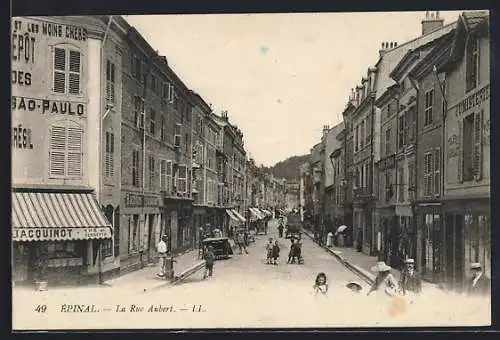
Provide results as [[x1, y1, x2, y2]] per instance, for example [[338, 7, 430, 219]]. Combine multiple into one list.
[[466, 36, 480, 92], [160, 160, 166, 190], [387, 103, 391, 117], [434, 148, 441, 196], [166, 160, 173, 192], [398, 115, 406, 148], [174, 123, 182, 147], [134, 96, 144, 128], [398, 166, 404, 202], [424, 152, 433, 196], [385, 128, 391, 155], [105, 60, 116, 104], [151, 75, 157, 92], [408, 163, 415, 199], [149, 155, 155, 189], [424, 89, 434, 126], [366, 115, 371, 145], [408, 106, 416, 143], [385, 171, 393, 202], [160, 115, 166, 141], [105, 131, 115, 178], [354, 125, 359, 152], [473, 111, 484, 180], [176, 165, 187, 193], [149, 108, 156, 135], [53, 47, 81, 94], [462, 113, 475, 181], [360, 166, 364, 188], [49, 123, 83, 178], [422, 214, 440, 274], [129, 215, 139, 253], [132, 149, 140, 187], [360, 120, 365, 148], [168, 83, 174, 103], [131, 55, 142, 81]]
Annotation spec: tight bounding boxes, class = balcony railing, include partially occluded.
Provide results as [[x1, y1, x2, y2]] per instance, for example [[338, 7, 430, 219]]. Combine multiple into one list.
[[353, 187, 372, 200]]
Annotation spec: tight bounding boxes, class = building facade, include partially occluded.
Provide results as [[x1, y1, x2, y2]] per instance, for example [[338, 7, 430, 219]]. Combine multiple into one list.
[[440, 11, 490, 290], [11, 16, 119, 285]]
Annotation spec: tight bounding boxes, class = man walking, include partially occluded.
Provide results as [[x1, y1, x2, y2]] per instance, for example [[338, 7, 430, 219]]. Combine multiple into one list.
[[467, 262, 491, 297], [156, 235, 168, 278], [399, 258, 422, 295], [278, 219, 284, 238]]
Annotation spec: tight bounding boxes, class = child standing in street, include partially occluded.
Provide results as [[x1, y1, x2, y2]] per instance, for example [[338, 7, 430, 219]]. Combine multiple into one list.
[[272, 240, 280, 265], [265, 238, 273, 264], [313, 272, 329, 295], [203, 246, 215, 279]]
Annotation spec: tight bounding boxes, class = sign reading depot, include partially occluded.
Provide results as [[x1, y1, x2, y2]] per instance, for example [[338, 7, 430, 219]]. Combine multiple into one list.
[[13, 227, 111, 242]]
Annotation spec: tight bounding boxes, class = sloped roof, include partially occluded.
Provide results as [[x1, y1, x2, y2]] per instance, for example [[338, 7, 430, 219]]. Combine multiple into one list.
[[373, 22, 455, 101], [462, 11, 489, 31]]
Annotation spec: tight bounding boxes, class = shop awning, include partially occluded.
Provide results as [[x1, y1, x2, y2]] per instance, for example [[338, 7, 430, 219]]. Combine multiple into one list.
[[249, 207, 264, 220], [231, 209, 246, 223], [225, 209, 239, 222], [12, 192, 112, 242]]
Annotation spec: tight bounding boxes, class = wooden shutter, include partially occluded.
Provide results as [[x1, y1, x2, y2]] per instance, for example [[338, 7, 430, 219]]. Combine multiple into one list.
[[53, 48, 66, 93], [68, 50, 81, 94], [457, 121, 463, 183], [434, 148, 441, 196], [67, 125, 83, 177], [473, 110, 483, 180], [49, 125, 66, 176], [160, 160, 166, 190]]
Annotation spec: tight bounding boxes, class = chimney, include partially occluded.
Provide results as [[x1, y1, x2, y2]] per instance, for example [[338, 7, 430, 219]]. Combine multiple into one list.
[[421, 11, 444, 36], [379, 41, 399, 57]]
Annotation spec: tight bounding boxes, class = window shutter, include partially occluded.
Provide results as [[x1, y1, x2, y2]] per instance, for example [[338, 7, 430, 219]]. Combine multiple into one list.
[[160, 160, 166, 189], [68, 50, 81, 94], [473, 110, 483, 180], [466, 39, 473, 92], [434, 148, 441, 196], [49, 126, 66, 176], [53, 48, 66, 93], [67, 126, 83, 177], [457, 122, 463, 183]]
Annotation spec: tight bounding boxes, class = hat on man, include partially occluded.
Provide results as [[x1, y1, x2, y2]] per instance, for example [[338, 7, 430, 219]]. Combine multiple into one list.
[[346, 281, 363, 292], [405, 258, 415, 264], [470, 262, 482, 270], [371, 261, 392, 273]]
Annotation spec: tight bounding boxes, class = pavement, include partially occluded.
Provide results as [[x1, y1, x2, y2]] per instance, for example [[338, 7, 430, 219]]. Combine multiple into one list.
[[301, 228, 442, 292]]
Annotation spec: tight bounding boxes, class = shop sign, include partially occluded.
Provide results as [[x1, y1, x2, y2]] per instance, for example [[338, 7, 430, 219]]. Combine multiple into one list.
[[125, 193, 160, 207], [13, 227, 111, 241], [454, 84, 490, 117], [47, 257, 83, 267]]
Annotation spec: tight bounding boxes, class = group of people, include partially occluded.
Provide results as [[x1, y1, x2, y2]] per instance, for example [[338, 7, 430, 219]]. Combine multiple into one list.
[[265, 238, 280, 264]]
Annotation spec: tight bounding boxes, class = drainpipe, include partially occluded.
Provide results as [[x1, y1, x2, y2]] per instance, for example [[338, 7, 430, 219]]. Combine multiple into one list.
[[98, 15, 114, 285], [369, 94, 376, 255]]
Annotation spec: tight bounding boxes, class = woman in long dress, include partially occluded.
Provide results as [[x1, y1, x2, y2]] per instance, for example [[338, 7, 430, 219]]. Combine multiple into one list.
[[366, 262, 399, 297]]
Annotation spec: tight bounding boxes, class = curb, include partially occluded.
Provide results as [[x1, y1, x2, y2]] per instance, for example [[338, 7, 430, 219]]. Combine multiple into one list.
[[302, 229, 375, 286]]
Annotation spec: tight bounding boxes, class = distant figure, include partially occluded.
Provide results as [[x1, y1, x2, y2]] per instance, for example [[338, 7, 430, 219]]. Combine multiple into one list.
[[237, 231, 249, 254], [156, 235, 168, 277], [367, 262, 399, 296], [272, 240, 280, 265], [313, 272, 329, 295], [467, 262, 491, 297], [399, 258, 422, 295], [203, 246, 215, 279], [278, 220, 284, 238], [266, 238, 274, 264]]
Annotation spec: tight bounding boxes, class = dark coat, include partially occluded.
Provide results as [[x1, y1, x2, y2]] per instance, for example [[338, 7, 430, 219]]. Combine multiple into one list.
[[272, 244, 280, 258], [203, 250, 215, 266], [399, 270, 422, 294], [467, 274, 491, 296]]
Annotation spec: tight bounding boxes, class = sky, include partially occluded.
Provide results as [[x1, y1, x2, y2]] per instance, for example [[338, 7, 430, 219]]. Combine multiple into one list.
[[124, 11, 463, 167]]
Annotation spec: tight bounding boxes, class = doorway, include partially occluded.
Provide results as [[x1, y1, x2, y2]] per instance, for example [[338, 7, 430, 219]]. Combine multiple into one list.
[[148, 214, 155, 263]]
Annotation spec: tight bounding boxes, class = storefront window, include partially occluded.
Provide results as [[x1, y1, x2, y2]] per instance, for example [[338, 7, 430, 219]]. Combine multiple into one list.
[[46, 241, 77, 258], [422, 214, 440, 275], [129, 215, 140, 254], [465, 213, 491, 278]]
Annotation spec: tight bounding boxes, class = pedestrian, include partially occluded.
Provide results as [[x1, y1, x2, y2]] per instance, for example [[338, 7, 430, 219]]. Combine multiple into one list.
[[287, 237, 296, 264], [203, 246, 215, 279], [272, 240, 280, 265], [156, 235, 168, 277], [399, 258, 422, 295], [278, 220, 284, 238], [237, 231, 249, 254], [265, 238, 274, 264], [466, 262, 491, 297], [367, 261, 399, 296], [313, 272, 329, 295]]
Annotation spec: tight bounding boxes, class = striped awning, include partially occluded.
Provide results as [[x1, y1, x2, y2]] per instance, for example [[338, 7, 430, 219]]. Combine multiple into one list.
[[249, 207, 264, 220], [12, 192, 112, 242], [231, 209, 246, 223], [225, 209, 239, 222]]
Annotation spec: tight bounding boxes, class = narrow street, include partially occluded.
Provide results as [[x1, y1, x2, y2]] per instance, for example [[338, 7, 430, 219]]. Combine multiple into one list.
[[13, 219, 490, 329]]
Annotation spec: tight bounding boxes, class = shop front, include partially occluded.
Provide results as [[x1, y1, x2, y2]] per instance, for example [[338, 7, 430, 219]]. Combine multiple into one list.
[[12, 190, 112, 286], [415, 203, 443, 283], [375, 205, 395, 263]]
